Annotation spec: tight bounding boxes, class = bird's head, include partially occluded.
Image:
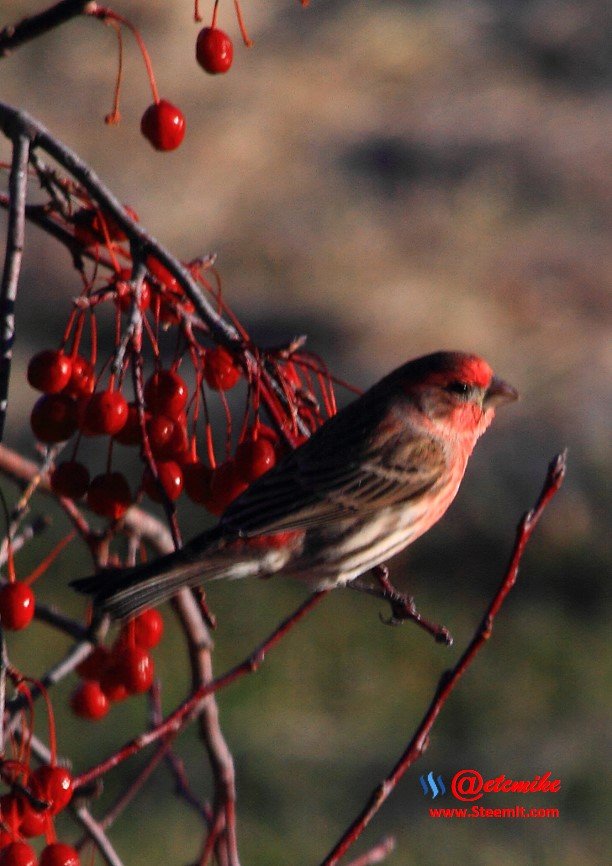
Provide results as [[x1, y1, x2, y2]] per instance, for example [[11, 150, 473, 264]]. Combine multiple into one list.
[[397, 351, 518, 441]]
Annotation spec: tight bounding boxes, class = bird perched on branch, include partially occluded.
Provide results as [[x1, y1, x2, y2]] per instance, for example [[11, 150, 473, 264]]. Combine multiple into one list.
[[72, 351, 518, 620]]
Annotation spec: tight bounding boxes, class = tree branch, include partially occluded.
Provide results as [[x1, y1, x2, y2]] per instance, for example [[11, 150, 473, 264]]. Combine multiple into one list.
[[0, 131, 29, 441], [0, 1, 94, 58]]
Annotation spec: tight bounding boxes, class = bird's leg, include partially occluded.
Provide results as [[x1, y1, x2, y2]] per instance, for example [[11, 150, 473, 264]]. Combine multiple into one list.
[[349, 565, 453, 646]]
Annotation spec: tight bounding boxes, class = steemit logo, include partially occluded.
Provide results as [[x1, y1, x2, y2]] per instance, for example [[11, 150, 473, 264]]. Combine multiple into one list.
[[419, 772, 446, 799]]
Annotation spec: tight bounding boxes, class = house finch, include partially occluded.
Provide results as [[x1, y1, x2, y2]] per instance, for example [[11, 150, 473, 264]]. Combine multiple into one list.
[[72, 351, 518, 619]]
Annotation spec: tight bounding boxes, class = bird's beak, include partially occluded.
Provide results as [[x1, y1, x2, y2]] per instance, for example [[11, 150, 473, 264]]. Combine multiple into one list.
[[483, 376, 519, 409]]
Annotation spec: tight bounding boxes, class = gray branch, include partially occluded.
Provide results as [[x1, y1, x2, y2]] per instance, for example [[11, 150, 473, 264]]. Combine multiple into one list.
[[0, 130, 29, 441]]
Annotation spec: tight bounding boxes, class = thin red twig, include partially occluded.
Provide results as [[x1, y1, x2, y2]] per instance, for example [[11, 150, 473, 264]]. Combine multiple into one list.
[[344, 837, 396, 866], [319, 451, 567, 865]]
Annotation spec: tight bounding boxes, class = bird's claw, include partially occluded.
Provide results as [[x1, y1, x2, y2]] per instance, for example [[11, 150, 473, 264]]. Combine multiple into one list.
[[379, 590, 453, 646], [378, 593, 416, 625]]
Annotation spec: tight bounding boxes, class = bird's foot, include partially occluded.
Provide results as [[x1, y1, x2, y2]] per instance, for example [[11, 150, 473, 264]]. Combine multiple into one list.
[[371, 565, 453, 645]]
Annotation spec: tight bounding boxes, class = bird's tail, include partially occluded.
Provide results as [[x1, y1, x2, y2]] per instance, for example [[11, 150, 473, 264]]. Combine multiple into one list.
[[71, 527, 242, 620]]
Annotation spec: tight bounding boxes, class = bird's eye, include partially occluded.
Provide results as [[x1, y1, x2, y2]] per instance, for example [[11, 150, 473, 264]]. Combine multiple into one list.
[[447, 381, 471, 397]]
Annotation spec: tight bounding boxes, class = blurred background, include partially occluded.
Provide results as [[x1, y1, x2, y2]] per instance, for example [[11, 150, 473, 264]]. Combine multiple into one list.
[[0, 1, 610, 864]]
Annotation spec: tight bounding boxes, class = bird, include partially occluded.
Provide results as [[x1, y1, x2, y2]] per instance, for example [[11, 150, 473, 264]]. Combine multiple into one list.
[[72, 351, 518, 620]]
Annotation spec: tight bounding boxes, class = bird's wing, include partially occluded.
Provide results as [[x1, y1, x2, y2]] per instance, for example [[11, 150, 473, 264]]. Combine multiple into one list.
[[221, 395, 447, 536]]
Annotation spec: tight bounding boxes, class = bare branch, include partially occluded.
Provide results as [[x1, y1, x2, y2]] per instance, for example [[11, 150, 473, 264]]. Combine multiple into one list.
[[171, 588, 238, 865], [0, 130, 29, 441], [0, 1, 94, 58], [73, 805, 126, 866]]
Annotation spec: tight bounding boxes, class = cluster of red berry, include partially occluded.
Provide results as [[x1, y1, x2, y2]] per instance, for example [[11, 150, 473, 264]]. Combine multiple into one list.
[[0, 840, 79, 866], [24, 191, 339, 526], [0, 690, 79, 865], [28, 344, 286, 520], [70, 609, 164, 721], [35, 346, 293, 517]]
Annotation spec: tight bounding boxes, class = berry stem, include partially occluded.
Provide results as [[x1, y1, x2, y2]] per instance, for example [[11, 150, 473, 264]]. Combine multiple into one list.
[[89, 307, 98, 367], [27, 677, 58, 764], [103, 17, 124, 125], [234, 0, 253, 48], [24, 531, 76, 586], [61, 306, 79, 351], [199, 384, 217, 468], [89, 6, 160, 104], [211, 0, 220, 30]]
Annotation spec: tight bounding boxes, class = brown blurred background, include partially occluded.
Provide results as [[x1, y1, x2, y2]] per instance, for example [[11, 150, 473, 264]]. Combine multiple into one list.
[[1, 1, 610, 864]]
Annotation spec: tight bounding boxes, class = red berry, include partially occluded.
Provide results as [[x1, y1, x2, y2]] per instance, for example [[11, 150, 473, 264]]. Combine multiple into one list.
[[27, 350, 72, 394], [235, 437, 276, 482], [80, 205, 138, 245], [207, 460, 248, 516], [141, 100, 185, 151], [157, 293, 195, 325], [245, 422, 286, 457], [83, 390, 128, 435], [144, 370, 188, 418], [204, 347, 241, 390], [113, 646, 154, 694], [145, 255, 179, 293], [0, 842, 37, 866], [39, 843, 80, 866], [113, 402, 145, 446], [30, 394, 78, 443], [50, 461, 90, 499], [117, 279, 151, 313], [63, 356, 95, 399], [251, 423, 280, 445], [132, 609, 164, 649], [98, 664, 129, 702], [196, 27, 234, 74], [0, 583, 35, 630], [142, 461, 184, 502], [76, 645, 111, 680], [30, 765, 73, 815], [283, 361, 302, 388], [86, 472, 132, 520], [150, 416, 189, 461], [146, 415, 175, 454], [70, 681, 110, 720], [183, 460, 214, 506], [113, 267, 151, 313], [16, 796, 47, 838]]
